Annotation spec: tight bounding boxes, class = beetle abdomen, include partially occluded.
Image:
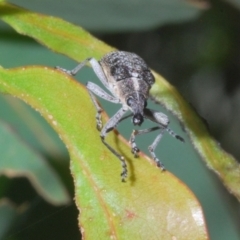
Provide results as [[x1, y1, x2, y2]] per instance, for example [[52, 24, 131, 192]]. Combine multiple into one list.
[[100, 51, 155, 86]]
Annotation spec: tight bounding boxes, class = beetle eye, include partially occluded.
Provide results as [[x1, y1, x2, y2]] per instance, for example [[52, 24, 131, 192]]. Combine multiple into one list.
[[126, 97, 134, 106]]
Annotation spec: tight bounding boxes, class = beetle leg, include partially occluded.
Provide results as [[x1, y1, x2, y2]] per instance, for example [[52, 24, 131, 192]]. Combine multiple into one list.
[[129, 126, 159, 157], [144, 108, 184, 142], [56, 58, 111, 92], [100, 107, 128, 181], [56, 58, 91, 76], [129, 126, 166, 169], [86, 81, 120, 130], [128, 108, 184, 170], [148, 129, 166, 170]]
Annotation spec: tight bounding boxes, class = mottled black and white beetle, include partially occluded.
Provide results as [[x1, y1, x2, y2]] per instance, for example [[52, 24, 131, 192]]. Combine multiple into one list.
[[57, 51, 184, 181]]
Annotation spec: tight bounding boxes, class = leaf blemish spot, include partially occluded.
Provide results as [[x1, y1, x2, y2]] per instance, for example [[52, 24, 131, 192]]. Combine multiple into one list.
[[48, 114, 53, 120], [125, 209, 137, 220], [52, 120, 58, 126], [110, 234, 117, 240]]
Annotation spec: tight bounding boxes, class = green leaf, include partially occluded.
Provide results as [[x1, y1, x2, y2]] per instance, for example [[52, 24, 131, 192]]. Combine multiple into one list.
[[0, 66, 208, 239], [0, 2, 110, 62], [150, 73, 240, 201], [0, 120, 70, 205], [0, 95, 68, 159], [9, 0, 206, 32]]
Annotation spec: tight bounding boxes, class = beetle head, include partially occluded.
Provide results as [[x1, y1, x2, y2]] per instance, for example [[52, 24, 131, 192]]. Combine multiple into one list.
[[126, 93, 147, 126]]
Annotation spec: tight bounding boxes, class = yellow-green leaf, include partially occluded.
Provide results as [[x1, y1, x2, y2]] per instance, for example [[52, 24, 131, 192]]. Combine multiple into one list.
[[0, 2, 109, 61], [0, 66, 208, 239]]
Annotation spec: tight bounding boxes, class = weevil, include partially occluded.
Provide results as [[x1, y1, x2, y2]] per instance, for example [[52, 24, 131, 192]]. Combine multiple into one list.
[[57, 51, 184, 181]]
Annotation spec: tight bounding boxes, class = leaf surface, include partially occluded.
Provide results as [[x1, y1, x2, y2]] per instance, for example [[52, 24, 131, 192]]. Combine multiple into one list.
[[0, 120, 70, 205], [9, 0, 207, 32], [0, 66, 208, 239]]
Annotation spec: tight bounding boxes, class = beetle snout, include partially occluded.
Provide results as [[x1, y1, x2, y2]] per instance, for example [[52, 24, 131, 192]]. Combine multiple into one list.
[[132, 113, 144, 126]]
